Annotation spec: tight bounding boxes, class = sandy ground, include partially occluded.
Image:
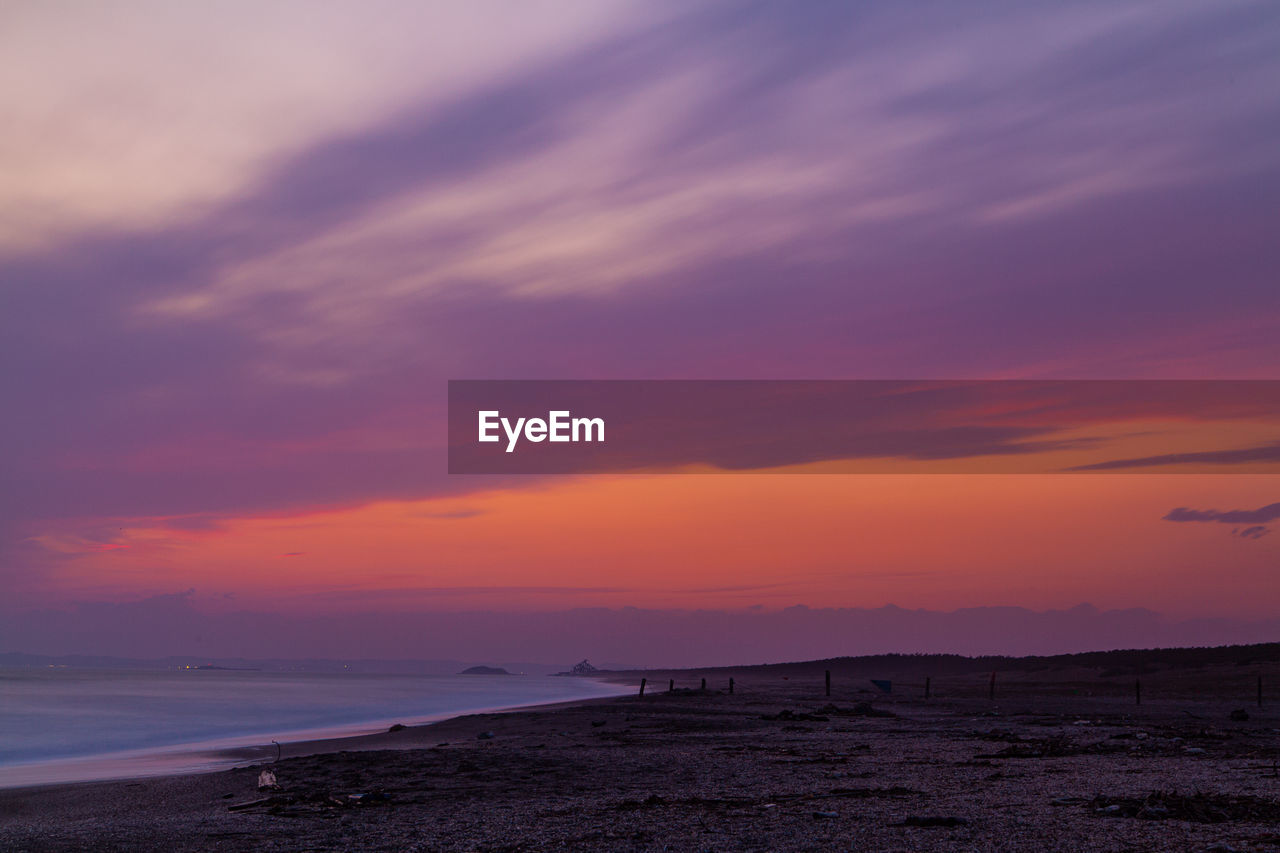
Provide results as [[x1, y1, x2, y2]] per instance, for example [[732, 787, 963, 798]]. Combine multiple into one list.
[[2, 665, 1278, 852]]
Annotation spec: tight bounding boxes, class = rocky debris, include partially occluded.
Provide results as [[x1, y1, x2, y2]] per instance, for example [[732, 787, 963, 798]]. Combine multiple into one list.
[[477, 731, 495, 740], [614, 786, 917, 813], [1229, 708, 1250, 721], [762, 710, 829, 722], [814, 702, 896, 718], [1089, 791, 1280, 823], [896, 815, 968, 827], [1051, 797, 1089, 806], [256, 769, 279, 791], [387, 723, 406, 733], [614, 794, 754, 811], [977, 735, 1081, 759]]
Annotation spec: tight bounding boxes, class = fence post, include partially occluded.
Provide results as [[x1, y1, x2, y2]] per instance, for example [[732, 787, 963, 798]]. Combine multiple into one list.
[[988, 671, 996, 701], [669, 679, 674, 693], [1259, 675, 1264, 708], [639, 677, 646, 697], [925, 676, 931, 700], [729, 677, 734, 694], [700, 677, 706, 691], [1135, 677, 1141, 706], [825, 670, 831, 697]]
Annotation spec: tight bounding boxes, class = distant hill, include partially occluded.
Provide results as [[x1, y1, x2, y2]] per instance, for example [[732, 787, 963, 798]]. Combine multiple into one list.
[[600, 642, 1280, 678], [459, 665, 511, 675]]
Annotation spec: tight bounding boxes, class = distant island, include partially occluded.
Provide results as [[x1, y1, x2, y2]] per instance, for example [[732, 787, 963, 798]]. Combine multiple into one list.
[[458, 665, 510, 675]]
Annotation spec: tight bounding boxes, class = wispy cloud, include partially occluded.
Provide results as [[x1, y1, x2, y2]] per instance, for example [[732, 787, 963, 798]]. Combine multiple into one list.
[[1164, 502, 1280, 524], [1163, 501, 1280, 542]]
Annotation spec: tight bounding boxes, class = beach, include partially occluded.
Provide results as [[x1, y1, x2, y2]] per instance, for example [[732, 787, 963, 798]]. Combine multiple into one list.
[[2, 659, 1277, 852], [0, 668, 628, 789]]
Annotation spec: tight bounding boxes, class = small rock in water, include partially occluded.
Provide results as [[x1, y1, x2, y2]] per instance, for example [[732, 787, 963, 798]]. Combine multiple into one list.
[[812, 811, 839, 819]]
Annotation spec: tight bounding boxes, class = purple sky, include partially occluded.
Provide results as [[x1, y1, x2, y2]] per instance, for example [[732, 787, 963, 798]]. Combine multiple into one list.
[[2, 1, 1279, 662]]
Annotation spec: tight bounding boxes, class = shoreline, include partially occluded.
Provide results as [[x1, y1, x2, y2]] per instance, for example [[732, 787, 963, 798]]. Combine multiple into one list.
[[4, 660, 1277, 850], [0, 677, 631, 791]]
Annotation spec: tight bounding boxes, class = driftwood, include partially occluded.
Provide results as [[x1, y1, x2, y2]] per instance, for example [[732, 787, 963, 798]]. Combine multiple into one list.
[[228, 789, 393, 813]]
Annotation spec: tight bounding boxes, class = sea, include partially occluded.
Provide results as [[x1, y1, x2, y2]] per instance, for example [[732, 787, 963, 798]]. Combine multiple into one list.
[[0, 667, 627, 788]]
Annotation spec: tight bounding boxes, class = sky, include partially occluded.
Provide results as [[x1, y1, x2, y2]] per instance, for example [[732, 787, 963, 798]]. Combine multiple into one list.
[[2, 0, 1279, 663]]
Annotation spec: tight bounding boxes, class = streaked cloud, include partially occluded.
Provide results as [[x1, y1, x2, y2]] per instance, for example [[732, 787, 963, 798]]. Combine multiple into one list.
[[1163, 501, 1280, 541], [0, 0, 658, 253], [1164, 501, 1280, 525]]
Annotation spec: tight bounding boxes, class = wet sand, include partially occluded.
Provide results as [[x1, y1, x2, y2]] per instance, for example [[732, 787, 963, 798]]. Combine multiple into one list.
[[2, 662, 1278, 851]]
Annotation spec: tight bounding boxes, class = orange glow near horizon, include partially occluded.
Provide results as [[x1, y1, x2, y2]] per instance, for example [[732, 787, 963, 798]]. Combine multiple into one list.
[[37, 473, 1280, 619]]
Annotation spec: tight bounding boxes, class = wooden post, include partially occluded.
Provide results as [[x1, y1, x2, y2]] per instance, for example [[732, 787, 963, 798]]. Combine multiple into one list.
[[1135, 678, 1141, 706], [669, 679, 674, 693], [639, 677, 646, 697], [1259, 675, 1264, 708], [988, 671, 996, 700], [925, 677, 931, 700], [700, 677, 706, 691], [825, 670, 831, 697], [729, 677, 734, 694]]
